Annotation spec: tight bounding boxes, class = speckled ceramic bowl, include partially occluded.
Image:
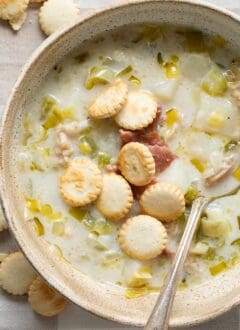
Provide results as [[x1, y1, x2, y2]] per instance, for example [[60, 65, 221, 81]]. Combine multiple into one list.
[[1, 0, 240, 327]]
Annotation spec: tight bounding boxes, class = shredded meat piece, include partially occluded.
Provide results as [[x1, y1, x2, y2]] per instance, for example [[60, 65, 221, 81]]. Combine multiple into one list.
[[55, 120, 89, 165], [119, 106, 176, 173], [204, 154, 236, 186]]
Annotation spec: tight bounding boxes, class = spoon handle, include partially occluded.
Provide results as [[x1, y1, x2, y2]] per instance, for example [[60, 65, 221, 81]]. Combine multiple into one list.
[[144, 196, 209, 330]]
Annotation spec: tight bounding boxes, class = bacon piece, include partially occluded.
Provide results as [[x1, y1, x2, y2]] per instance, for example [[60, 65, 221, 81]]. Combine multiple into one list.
[[119, 105, 176, 174], [131, 178, 158, 200], [148, 145, 176, 172]]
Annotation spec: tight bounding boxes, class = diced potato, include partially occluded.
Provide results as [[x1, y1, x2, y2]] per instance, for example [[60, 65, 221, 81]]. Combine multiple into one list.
[[52, 222, 65, 236], [193, 93, 240, 139], [201, 217, 231, 238], [190, 242, 209, 255], [180, 54, 212, 82], [155, 79, 179, 102]]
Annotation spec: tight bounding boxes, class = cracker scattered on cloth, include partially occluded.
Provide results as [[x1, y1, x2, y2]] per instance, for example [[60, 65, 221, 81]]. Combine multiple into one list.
[[28, 276, 67, 316], [60, 157, 103, 207], [118, 142, 155, 186], [9, 11, 26, 31], [0, 0, 29, 20], [119, 215, 167, 260], [0, 206, 7, 232], [0, 252, 37, 295], [88, 80, 128, 119], [96, 173, 133, 221], [115, 90, 158, 130], [140, 182, 185, 222], [39, 0, 80, 36]]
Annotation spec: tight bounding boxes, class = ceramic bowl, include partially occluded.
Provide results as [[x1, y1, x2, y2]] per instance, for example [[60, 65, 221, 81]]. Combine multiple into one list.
[[1, 0, 240, 327]]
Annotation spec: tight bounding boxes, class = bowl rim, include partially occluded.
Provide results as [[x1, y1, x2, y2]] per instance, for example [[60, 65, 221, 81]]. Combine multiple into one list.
[[1, 0, 240, 327]]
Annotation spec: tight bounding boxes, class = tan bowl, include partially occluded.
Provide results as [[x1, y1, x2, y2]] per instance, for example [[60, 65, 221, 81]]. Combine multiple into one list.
[[1, 0, 240, 327]]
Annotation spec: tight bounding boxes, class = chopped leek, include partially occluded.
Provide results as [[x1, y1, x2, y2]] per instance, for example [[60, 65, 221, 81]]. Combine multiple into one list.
[[178, 280, 187, 290], [128, 266, 153, 288], [33, 217, 44, 236], [43, 105, 75, 129], [116, 65, 133, 76], [69, 207, 88, 222], [203, 247, 216, 261], [128, 75, 141, 87], [228, 252, 239, 267], [40, 204, 62, 220], [163, 62, 179, 79], [52, 222, 65, 236], [201, 68, 227, 96], [166, 108, 179, 127], [184, 187, 199, 206], [79, 136, 97, 157], [201, 218, 231, 238], [97, 152, 111, 169], [232, 166, 240, 180], [191, 158, 205, 173], [83, 218, 113, 235], [231, 238, 240, 247], [125, 286, 160, 299], [30, 162, 43, 172], [26, 198, 40, 212], [41, 96, 57, 117], [85, 66, 115, 89], [209, 261, 227, 276]]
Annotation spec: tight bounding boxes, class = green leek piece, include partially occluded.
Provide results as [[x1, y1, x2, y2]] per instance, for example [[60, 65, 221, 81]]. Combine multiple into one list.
[[116, 65, 133, 77], [33, 217, 44, 236], [157, 52, 164, 65], [209, 261, 227, 276], [191, 158, 205, 173], [69, 207, 88, 222], [79, 136, 97, 157], [224, 140, 238, 152], [128, 75, 141, 87], [233, 166, 240, 181], [85, 66, 115, 89], [201, 68, 227, 96], [26, 198, 40, 213], [184, 187, 199, 206], [166, 108, 179, 127], [125, 286, 160, 299], [231, 238, 240, 247], [97, 152, 111, 169], [163, 62, 179, 79]]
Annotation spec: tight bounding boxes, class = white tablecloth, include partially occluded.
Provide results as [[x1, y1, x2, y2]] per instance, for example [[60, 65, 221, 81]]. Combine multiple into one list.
[[1, 1, 240, 329]]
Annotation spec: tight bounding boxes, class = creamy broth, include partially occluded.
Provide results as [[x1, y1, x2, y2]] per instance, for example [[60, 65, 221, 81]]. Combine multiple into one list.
[[17, 25, 240, 298]]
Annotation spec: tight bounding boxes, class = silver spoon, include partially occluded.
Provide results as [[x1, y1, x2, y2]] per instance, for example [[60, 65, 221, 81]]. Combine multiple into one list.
[[145, 184, 240, 330]]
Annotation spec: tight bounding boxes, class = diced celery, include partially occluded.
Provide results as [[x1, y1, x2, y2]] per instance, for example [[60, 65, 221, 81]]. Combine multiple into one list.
[[85, 66, 115, 89], [232, 166, 240, 180], [125, 286, 160, 299], [33, 217, 44, 236], [201, 218, 231, 238], [75, 52, 90, 63], [209, 261, 227, 276], [97, 152, 111, 169], [157, 52, 163, 65], [184, 187, 199, 206], [26, 198, 40, 212], [191, 158, 205, 173], [79, 136, 97, 157], [163, 62, 179, 79], [69, 207, 88, 222], [128, 75, 141, 86], [201, 68, 227, 96], [166, 108, 179, 127], [52, 222, 65, 236], [212, 35, 227, 48]]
